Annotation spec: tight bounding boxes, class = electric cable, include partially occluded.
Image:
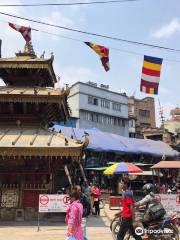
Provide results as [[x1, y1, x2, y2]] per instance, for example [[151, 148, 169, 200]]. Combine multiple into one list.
[[0, 0, 145, 7], [0, 11, 179, 53]]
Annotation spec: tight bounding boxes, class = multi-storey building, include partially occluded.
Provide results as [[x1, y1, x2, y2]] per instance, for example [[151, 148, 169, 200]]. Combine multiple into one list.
[[128, 96, 156, 138], [67, 81, 129, 137]]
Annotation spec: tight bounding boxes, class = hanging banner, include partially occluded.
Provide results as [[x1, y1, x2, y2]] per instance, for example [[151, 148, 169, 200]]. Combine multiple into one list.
[[39, 194, 70, 213], [140, 55, 163, 95]]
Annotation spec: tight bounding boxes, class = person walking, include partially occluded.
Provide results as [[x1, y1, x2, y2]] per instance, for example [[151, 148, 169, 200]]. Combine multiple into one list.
[[83, 182, 94, 214], [73, 185, 91, 237], [92, 184, 101, 216], [66, 191, 83, 240], [115, 179, 142, 240]]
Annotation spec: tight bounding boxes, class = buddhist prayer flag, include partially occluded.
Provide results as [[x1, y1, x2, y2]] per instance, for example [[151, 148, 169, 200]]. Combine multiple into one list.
[[85, 42, 110, 71], [140, 55, 163, 95], [9, 22, 31, 42]]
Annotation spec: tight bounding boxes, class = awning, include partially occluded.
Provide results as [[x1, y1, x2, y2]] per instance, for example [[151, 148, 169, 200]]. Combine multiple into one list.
[[53, 125, 179, 157], [129, 171, 153, 176], [151, 161, 180, 169], [85, 167, 107, 171]]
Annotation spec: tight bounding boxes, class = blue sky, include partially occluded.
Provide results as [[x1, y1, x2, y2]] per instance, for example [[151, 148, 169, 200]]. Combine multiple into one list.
[[0, 0, 179, 125]]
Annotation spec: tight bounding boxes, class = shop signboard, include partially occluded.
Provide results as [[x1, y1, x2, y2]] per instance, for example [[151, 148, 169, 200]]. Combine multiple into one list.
[[39, 194, 70, 213], [155, 194, 180, 212]]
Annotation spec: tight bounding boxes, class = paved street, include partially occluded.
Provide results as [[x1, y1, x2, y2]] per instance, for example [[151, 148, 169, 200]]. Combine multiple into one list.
[[0, 214, 113, 240]]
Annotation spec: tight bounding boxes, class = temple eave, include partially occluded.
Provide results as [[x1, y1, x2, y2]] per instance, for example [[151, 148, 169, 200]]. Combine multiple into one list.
[[0, 147, 82, 157]]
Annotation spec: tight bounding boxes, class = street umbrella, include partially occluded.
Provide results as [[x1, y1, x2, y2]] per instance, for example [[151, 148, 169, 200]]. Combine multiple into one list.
[[103, 162, 143, 175]]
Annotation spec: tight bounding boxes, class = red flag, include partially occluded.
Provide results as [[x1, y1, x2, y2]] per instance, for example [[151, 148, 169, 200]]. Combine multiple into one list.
[[85, 42, 110, 71], [9, 22, 31, 42]]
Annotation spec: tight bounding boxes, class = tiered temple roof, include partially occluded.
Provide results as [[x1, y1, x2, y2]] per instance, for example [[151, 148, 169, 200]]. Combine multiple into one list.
[[0, 45, 88, 157], [0, 55, 56, 87], [0, 126, 88, 157]]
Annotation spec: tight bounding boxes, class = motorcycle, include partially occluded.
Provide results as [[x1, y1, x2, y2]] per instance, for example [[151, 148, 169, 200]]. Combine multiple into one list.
[[112, 214, 179, 240]]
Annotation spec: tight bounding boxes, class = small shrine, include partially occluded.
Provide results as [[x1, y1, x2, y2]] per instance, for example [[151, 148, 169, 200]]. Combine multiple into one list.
[[0, 43, 88, 220]]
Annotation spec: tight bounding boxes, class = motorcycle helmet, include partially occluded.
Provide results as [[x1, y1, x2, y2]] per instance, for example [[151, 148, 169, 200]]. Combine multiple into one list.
[[142, 183, 154, 194]]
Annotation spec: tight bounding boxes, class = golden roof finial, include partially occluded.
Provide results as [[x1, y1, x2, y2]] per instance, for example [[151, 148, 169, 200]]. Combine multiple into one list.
[[16, 42, 36, 57], [24, 42, 36, 56]]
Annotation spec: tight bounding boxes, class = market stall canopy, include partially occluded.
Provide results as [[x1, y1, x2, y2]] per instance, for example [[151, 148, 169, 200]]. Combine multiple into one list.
[[129, 171, 154, 176], [53, 125, 179, 157], [151, 161, 180, 169], [85, 167, 107, 171]]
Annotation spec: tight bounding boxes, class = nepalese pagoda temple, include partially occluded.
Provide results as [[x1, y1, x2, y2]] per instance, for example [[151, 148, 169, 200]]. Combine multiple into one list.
[[0, 43, 88, 220]]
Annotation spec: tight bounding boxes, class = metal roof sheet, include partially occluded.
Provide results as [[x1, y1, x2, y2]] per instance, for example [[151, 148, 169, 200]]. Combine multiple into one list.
[[151, 161, 180, 169]]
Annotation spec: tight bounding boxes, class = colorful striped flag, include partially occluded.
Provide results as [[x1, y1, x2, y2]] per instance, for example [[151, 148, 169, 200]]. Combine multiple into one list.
[[140, 55, 163, 95], [85, 42, 110, 71], [9, 22, 31, 42]]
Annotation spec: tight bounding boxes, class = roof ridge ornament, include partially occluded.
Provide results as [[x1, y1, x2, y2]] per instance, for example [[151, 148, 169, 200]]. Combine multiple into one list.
[[16, 41, 36, 58]]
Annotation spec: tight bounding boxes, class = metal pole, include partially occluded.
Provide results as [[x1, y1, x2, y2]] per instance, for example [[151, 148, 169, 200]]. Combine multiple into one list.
[[64, 165, 73, 188], [37, 212, 40, 232], [79, 162, 87, 183]]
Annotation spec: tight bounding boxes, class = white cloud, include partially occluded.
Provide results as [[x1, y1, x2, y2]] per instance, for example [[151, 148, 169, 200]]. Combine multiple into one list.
[[55, 66, 98, 88], [158, 87, 171, 96], [35, 11, 74, 42], [152, 18, 180, 39]]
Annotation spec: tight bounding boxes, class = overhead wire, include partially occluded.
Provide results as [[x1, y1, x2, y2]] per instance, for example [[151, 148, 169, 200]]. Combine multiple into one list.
[[0, 0, 144, 7], [1, 18, 180, 63], [0, 11, 180, 53]]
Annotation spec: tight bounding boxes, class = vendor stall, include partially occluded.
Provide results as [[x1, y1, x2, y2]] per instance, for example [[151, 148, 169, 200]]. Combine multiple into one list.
[[151, 160, 180, 192]]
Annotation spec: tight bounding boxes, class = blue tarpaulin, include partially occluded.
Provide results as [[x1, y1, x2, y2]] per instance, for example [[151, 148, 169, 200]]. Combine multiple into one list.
[[53, 125, 179, 157]]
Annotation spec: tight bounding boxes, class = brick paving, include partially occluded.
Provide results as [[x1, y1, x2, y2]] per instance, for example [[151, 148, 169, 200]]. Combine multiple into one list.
[[0, 214, 113, 240]]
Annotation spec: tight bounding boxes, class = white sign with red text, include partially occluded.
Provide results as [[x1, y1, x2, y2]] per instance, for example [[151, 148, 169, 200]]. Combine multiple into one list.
[[39, 194, 70, 213], [155, 194, 180, 212]]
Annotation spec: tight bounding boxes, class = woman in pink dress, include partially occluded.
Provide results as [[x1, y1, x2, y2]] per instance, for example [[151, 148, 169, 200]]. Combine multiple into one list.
[[66, 191, 83, 240]]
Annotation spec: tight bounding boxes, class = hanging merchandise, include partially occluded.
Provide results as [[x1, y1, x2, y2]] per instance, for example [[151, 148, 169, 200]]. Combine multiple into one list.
[[140, 55, 163, 95], [9, 22, 31, 42], [84, 42, 110, 71]]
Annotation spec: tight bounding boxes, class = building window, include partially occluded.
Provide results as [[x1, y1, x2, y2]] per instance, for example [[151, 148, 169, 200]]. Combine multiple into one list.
[[129, 119, 135, 128], [122, 119, 125, 127], [114, 117, 118, 126], [112, 102, 121, 111], [107, 116, 111, 125], [92, 113, 98, 122], [118, 119, 122, 126], [88, 96, 93, 104], [140, 123, 150, 129], [101, 99, 110, 109], [128, 105, 134, 113], [98, 114, 103, 123], [139, 109, 150, 117], [83, 111, 90, 121], [88, 96, 98, 106]]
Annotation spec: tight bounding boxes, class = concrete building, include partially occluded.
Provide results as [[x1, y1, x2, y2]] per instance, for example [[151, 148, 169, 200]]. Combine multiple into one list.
[[128, 96, 156, 138], [67, 81, 129, 136], [142, 107, 180, 152], [164, 107, 180, 135]]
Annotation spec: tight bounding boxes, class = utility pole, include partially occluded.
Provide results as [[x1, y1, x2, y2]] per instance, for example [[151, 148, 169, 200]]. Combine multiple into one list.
[[158, 99, 165, 128]]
